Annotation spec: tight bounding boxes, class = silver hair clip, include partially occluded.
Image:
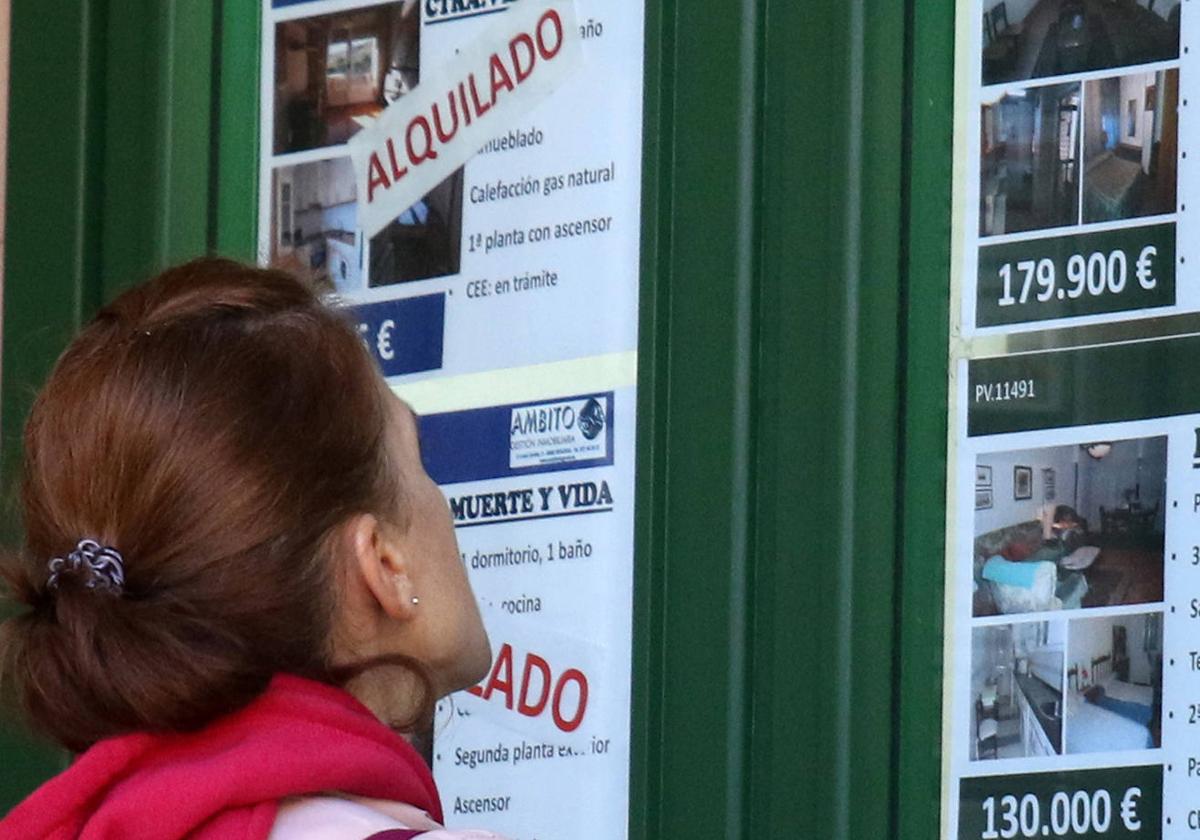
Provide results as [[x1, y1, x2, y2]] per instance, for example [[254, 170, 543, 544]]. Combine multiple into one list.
[[47, 539, 126, 594]]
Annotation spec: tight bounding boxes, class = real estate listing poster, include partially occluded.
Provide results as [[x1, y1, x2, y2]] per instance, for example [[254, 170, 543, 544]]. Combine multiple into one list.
[[945, 1, 1199, 838], [256, 2, 644, 838], [960, 0, 1190, 337]]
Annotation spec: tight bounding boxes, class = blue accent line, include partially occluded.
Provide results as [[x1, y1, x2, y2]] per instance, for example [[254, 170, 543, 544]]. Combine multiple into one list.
[[425, 6, 509, 25], [455, 507, 614, 529]]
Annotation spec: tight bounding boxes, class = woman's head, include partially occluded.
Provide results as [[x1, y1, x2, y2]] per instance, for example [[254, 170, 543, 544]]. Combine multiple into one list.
[[0, 258, 488, 752], [1052, 505, 1083, 530]]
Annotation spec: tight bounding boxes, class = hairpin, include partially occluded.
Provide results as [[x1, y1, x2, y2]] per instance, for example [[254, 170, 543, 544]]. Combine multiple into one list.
[[47, 539, 126, 594]]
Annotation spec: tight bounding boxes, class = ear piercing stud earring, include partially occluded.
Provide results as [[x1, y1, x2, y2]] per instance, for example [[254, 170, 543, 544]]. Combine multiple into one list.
[[411, 596, 420, 605]]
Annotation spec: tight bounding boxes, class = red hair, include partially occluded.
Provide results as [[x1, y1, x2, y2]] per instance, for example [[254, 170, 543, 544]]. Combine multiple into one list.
[[0, 258, 417, 752]]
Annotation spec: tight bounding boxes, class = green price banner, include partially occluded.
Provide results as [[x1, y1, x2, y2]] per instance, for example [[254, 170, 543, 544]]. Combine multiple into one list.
[[960, 765, 1162, 840], [976, 223, 1176, 327], [966, 333, 1200, 437]]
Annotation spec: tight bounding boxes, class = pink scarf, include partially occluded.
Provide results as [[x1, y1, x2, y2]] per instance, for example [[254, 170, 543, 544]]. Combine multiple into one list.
[[0, 674, 443, 839]]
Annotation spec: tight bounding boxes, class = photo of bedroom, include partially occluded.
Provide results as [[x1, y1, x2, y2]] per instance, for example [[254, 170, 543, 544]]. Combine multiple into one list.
[[980, 83, 1080, 237], [274, 1, 419, 155], [972, 436, 1165, 617], [970, 621, 1064, 761], [1065, 611, 1162, 754], [981, 0, 1180, 87], [368, 168, 464, 286], [270, 157, 363, 294], [1082, 69, 1178, 224]]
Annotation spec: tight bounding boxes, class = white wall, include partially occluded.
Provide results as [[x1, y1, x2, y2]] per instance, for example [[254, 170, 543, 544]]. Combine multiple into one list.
[[1118, 72, 1156, 152], [972, 625, 1009, 698], [1068, 615, 1121, 685], [1068, 613, 1161, 686], [1138, 0, 1180, 21], [985, 0, 1038, 27], [975, 445, 1080, 535]]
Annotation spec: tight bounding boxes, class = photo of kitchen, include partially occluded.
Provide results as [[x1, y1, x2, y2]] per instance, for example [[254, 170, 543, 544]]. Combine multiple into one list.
[[1082, 69, 1178, 224], [972, 436, 1165, 617], [368, 168, 465, 287], [274, 0, 419, 155], [980, 82, 1080, 236], [970, 621, 1064, 761], [270, 157, 363, 294], [1065, 611, 1162, 754], [981, 0, 1180, 87]]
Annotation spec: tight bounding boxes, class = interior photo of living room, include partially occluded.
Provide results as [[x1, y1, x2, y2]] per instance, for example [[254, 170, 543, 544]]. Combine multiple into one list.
[[981, 0, 1180, 86], [274, 1, 418, 155], [1065, 611, 1162, 754], [1082, 69, 1178, 223], [971, 436, 1165, 617], [980, 83, 1080, 236], [970, 621, 1065, 761]]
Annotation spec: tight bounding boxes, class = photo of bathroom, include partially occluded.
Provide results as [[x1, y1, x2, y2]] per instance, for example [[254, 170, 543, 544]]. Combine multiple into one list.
[[980, 82, 1080, 236], [970, 621, 1064, 761]]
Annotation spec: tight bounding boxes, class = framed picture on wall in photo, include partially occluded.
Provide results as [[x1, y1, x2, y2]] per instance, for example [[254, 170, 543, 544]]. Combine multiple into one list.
[[1042, 468, 1056, 501], [1014, 466, 1033, 500], [975, 489, 993, 510], [975, 465, 992, 488]]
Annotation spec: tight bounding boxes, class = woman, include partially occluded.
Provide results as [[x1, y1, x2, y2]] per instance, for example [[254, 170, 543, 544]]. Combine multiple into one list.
[[0, 259, 506, 839], [1029, 503, 1090, 564]]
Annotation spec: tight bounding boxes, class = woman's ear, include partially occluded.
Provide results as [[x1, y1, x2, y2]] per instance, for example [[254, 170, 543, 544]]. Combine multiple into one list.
[[347, 513, 419, 622]]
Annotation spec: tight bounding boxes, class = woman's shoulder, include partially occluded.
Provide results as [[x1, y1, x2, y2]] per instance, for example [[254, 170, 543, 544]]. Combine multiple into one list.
[[268, 795, 511, 840]]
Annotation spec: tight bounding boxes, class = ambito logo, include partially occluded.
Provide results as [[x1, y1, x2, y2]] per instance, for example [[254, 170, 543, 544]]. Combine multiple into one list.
[[577, 397, 605, 441]]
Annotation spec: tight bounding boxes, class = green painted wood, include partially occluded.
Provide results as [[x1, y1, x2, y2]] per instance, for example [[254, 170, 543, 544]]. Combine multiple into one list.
[[0, 0, 109, 811], [897, 0, 956, 837], [214, 0, 260, 260], [100, 0, 214, 298], [1, 0, 219, 812], [632, 0, 917, 836], [750, 0, 906, 836], [628, 0, 666, 834]]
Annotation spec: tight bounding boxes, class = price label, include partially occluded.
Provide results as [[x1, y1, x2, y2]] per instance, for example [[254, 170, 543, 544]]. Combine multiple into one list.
[[960, 766, 1162, 840], [347, 293, 447, 377], [976, 223, 1176, 327]]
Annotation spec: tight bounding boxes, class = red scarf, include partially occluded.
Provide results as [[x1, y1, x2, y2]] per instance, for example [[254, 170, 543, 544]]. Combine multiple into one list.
[[0, 674, 443, 839]]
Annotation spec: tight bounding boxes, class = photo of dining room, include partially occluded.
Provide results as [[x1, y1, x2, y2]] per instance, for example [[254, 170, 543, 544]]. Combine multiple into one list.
[[274, 1, 419, 155], [980, 82, 1081, 236], [981, 0, 1180, 87], [1082, 69, 1178, 224], [367, 168, 465, 286], [1064, 611, 1162, 754], [971, 436, 1166, 617], [970, 621, 1065, 761]]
